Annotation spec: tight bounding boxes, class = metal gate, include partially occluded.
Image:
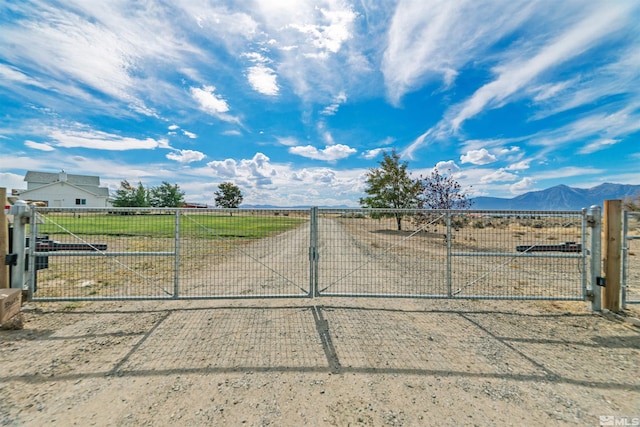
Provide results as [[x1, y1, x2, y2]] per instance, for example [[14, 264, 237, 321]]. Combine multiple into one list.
[[22, 206, 596, 302], [622, 211, 640, 306], [315, 208, 591, 300]]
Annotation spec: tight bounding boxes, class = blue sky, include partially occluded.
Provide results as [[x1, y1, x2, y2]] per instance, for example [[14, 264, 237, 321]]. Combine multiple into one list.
[[1, 0, 639, 207]]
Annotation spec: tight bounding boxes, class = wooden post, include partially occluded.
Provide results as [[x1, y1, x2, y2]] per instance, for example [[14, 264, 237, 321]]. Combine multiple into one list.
[[0, 187, 8, 288], [602, 199, 622, 311]]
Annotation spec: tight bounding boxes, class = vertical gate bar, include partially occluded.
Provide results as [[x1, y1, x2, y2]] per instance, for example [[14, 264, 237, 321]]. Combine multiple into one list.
[[590, 205, 602, 311], [621, 210, 628, 309], [174, 210, 180, 298], [28, 208, 37, 300], [446, 211, 452, 297], [310, 207, 318, 297], [581, 208, 588, 299]]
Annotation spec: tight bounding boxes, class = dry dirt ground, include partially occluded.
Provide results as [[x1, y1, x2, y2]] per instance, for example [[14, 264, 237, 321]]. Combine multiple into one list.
[[1, 298, 639, 426]]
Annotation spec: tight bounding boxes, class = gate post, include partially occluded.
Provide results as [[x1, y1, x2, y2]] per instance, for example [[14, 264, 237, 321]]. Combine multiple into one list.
[[589, 205, 602, 311], [309, 207, 318, 297], [174, 210, 180, 298], [9, 200, 30, 290], [0, 188, 9, 288], [446, 211, 452, 297], [603, 200, 622, 311]]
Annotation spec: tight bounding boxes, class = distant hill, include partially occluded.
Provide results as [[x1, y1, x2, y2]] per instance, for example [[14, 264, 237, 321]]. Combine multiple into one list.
[[472, 183, 640, 210]]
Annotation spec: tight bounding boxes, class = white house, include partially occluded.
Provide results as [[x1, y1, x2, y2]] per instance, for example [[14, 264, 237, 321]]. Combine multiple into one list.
[[14, 170, 111, 208]]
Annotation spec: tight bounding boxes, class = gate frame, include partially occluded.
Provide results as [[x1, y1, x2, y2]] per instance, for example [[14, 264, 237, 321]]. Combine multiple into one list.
[[622, 210, 640, 307], [7, 203, 604, 309]]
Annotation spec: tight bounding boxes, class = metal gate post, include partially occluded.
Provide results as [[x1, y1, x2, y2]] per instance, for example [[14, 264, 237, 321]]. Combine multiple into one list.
[[174, 210, 180, 298], [9, 200, 30, 291], [446, 211, 452, 297], [589, 205, 602, 311], [309, 207, 318, 297]]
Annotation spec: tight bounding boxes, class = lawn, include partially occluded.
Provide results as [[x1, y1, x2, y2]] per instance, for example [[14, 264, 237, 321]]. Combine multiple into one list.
[[32, 211, 307, 239]]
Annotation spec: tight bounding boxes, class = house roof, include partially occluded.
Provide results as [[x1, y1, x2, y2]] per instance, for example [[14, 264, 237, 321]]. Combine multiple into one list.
[[24, 171, 101, 186], [18, 180, 109, 198]]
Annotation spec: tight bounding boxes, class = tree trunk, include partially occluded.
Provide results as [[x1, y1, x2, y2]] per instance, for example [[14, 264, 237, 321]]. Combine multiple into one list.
[[396, 215, 402, 231]]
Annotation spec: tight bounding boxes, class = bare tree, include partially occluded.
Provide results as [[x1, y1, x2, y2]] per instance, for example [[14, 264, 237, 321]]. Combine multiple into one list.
[[414, 168, 473, 229], [417, 168, 473, 210]]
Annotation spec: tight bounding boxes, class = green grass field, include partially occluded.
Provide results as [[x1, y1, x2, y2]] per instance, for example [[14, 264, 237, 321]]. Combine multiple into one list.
[[33, 212, 307, 239]]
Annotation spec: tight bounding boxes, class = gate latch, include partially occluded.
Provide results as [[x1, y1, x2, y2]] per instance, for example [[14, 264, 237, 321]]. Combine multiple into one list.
[[596, 276, 606, 287], [4, 253, 17, 266]]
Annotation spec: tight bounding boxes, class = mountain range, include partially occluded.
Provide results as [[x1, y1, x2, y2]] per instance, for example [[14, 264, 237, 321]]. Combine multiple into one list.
[[240, 183, 639, 210], [471, 183, 640, 210]]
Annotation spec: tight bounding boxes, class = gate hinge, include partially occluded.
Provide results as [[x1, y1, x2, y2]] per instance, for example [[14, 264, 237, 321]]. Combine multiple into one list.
[[5, 253, 18, 266], [586, 290, 594, 301], [586, 214, 597, 228], [309, 247, 319, 261]]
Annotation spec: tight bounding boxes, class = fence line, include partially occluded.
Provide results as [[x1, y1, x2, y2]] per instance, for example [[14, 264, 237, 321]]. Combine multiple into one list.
[[24, 207, 592, 302]]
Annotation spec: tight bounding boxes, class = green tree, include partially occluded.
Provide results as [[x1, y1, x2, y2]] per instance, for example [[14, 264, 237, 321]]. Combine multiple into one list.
[[111, 180, 149, 207], [214, 182, 243, 209], [359, 150, 421, 230], [149, 181, 185, 207]]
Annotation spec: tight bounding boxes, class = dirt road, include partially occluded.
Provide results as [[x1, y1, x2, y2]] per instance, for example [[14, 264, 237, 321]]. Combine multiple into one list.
[[1, 298, 639, 426]]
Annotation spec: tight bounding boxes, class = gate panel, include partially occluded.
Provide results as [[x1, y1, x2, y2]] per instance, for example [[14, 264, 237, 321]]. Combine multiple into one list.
[[29, 208, 177, 300], [448, 211, 587, 300], [317, 209, 588, 300], [177, 209, 310, 298], [317, 209, 449, 297], [29, 207, 310, 301], [623, 211, 640, 305]]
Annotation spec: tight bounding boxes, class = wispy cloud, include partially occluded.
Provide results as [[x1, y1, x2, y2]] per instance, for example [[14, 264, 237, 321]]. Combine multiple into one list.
[[24, 140, 55, 152], [289, 144, 357, 161], [450, 3, 631, 131], [47, 124, 169, 151], [382, 0, 534, 104]]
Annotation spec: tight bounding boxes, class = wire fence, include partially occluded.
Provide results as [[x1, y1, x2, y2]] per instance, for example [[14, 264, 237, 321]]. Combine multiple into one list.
[[316, 209, 588, 300], [623, 211, 640, 305], [27, 207, 590, 302]]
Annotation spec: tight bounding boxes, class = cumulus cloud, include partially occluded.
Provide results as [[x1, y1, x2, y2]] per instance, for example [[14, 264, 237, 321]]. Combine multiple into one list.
[[479, 169, 518, 184], [182, 130, 197, 139], [289, 144, 356, 161], [190, 86, 229, 113], [460, 148, 497, 165], [190, 86, 239, 123], [361, 148, 385, 160], [505, 160, 530, 171], [510, 177, 536, 194], [166, 149, 205, 164], [207, 153, 276, 188], [434, 160, 460, 173], [247, 64, 279, 96]]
